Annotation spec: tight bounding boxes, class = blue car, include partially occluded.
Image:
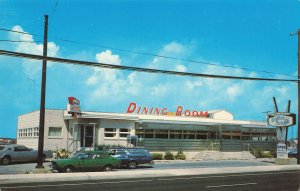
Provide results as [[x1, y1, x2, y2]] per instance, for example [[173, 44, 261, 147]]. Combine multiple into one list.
[[107, 148, 154, 169], [288, 149, 298, 158]]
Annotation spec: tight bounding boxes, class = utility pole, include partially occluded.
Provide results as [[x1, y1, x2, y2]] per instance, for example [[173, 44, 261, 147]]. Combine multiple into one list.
[[298, 29, 300, 165], [36, 15, 48, 169], [285, 100, 290, 143]]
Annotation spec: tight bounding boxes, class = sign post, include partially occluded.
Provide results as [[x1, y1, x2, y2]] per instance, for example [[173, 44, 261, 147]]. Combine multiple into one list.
[[268, 98, 296, 164], [67, 97, 81, 118]]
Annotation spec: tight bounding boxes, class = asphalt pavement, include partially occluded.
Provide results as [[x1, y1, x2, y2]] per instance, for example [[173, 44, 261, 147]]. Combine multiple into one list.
[[0, 170, 299, 191], [0, 159, 278, 174], [0, 159, 300, 185]]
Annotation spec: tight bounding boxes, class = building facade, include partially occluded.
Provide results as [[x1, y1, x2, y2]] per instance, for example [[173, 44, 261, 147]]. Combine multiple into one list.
[[17, 108, 276, 153]]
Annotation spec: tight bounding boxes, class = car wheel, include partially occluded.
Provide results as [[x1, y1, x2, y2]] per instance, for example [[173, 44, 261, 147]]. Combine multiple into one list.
[[2, 156, 10, 165], [103, 165, 113, 171], [127, 161, 137, 169], [63, 166, 74, 173]]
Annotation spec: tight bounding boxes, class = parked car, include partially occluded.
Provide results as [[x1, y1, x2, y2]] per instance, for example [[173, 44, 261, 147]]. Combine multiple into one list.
[[288, 149, 298, 158], [51, 151, 121, 173], [0, 144, 53, 165], [107, 148, 154, 169]]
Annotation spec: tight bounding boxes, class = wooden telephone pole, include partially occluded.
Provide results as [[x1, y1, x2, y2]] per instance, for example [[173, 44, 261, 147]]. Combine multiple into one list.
[[298, 29, 300, 165], [36, 15, 48, 168]]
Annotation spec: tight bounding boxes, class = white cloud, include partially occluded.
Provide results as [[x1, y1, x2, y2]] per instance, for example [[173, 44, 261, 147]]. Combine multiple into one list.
[[95, 50, 121, 65], [226, 83, 242, 99], [9, 25, 60, 77], [86, 50, 130, 102], [163, 42, 185, 54], [175, 64, 187, 72], [82, 41, 297, 122]]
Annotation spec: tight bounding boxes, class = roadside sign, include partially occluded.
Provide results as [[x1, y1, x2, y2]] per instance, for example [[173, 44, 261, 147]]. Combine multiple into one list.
[[276, 127, 287, 142], [277, 143, 288, 159], [268, 112, 296, 127]]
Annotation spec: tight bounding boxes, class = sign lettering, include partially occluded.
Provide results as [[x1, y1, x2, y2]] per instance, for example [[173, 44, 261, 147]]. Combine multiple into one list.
[[126, 102, 208, 118], [268, 112, 296, 127]]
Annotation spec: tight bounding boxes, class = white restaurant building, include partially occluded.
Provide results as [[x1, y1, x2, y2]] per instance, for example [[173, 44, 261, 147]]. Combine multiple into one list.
[[17, 102, 276, 154]]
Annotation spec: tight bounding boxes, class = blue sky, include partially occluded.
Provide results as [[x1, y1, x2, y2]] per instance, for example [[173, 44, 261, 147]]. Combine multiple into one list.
[[0, 0, 300, 139]]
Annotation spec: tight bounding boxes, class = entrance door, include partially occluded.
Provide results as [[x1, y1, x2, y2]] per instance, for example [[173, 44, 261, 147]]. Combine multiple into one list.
[[80, 125, 95, 148]]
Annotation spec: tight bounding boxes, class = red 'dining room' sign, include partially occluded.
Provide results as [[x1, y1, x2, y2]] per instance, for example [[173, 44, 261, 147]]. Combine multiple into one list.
[[126, 102, 208, 117], [67, 97, 81, 114]]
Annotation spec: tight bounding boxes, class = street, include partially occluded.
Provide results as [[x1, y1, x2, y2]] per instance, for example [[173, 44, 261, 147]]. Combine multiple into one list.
[[0, 159, 278, 174], [0, 170, 299, 191]]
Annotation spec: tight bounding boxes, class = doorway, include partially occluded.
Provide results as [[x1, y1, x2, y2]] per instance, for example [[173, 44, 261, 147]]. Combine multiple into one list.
[[80, 124, 96, 148]]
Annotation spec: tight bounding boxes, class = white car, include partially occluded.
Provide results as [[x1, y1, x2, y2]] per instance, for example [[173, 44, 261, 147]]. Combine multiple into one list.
[[0, 144, 53, 165]]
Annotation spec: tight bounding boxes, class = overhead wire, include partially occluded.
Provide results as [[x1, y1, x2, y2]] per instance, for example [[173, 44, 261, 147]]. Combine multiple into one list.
[[0, 49, 298, 83], [49, 38, 299, 78], [0, 40, 42, 43], [0, 28, 42, 37], [51, 0, 60, 16], [0, 27, 297, 78]]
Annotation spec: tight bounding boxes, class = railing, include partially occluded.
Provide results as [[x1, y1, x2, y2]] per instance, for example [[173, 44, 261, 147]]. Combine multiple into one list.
[[202, 143, 220, 151], [247, 143, 256, 157]]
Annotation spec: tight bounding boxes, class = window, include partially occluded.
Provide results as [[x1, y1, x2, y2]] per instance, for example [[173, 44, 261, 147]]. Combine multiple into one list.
[[33, 127, 39, 137], [242, 132, 251, 140], [136, 129, 145, 138], [145, 129, 154, 138], [170, 130, 182, 139], [155, 130, 168, 139], [119, 128, 130, 138], [222, 131, 232, 139], [196, 131, 207, 139], [48, 127, 62, 137], [232, 131, 241, 140], [208, 131, 218, 139], [18, 127, 39, 138], [115, 150, 127, 155], [104, 128, 116, 138], [183, 131, 195, 139], [251, 133, 261, 141], [92, 153, 107, 159], [14, 146, 29, 152]]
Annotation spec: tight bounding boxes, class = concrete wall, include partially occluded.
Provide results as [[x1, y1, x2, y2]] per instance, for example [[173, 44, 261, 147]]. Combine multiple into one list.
[[17, 109, 67, 151]]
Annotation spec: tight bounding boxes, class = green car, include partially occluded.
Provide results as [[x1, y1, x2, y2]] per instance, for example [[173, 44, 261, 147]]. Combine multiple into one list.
[[51, 151, 121, 173]]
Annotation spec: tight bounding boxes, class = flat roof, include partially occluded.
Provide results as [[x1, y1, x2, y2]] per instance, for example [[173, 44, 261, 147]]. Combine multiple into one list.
[[63, 110, 268, 128]]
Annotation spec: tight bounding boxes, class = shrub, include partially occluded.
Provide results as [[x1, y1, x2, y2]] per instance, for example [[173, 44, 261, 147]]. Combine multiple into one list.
[[54, 148, 71, 159], [164, 152, 175, 160], [253, 149, 275, 158], [152, 153, 163, 160], [175, 151, 186, 160]]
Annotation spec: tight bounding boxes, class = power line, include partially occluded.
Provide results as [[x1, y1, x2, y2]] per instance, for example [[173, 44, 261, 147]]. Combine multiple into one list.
[[0, 49, 298, 83], [50, 38, 299, 78], [0, 40, 42, 43], [0, 28, 42, 37], [51, 0, 59, 16], [0, 27, 297, 78]]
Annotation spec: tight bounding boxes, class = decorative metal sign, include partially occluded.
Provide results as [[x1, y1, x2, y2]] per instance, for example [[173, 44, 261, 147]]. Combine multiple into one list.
[[67, 97, 81, 114], [276, 127, 287, 142], [268, 112, 296, 127]]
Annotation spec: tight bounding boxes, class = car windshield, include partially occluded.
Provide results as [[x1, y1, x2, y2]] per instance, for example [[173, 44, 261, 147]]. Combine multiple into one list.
[[71, 152, 89, 159]]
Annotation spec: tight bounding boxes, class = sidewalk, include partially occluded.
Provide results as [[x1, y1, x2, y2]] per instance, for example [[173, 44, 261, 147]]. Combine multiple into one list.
[[1, 162, 300, 184]]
